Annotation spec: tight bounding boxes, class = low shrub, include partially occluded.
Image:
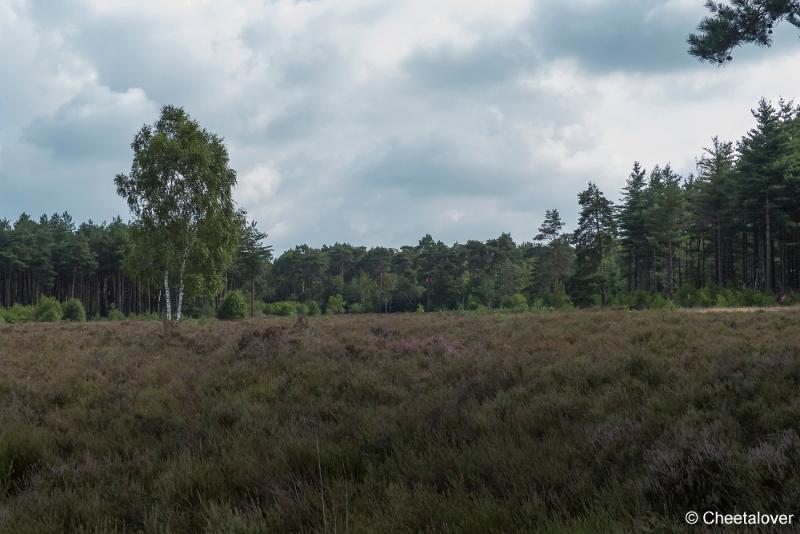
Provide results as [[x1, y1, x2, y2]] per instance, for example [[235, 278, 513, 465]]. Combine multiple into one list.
[[263, 301, 298, 317], [305, 301, 321, 316], [675, 285, 775, 308], [107, 304, 125, 321], [542, 282, 574, 309], [61, 298, 86, 322], [218, 290, 248, 320], [0, 425, 50, 494], [504, 292, 528, 312], [416, 304, 425, 313], [34, 297, 62, 322], [737, 289, 775, 307], [350, 302, 366, 314], [326, 294, 346, 314]]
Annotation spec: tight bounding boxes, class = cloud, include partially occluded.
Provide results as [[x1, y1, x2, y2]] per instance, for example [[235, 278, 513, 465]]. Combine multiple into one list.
[[24, 86, 157, 160]]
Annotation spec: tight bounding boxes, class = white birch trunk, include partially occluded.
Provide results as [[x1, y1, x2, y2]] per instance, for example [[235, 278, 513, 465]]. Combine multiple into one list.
[[176, 279, 185, 321], [163, 270, 172, 321], [175, 249, 188, 322]]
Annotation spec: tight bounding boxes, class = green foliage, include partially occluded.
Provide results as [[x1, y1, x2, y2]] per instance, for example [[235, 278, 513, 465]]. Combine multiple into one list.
[[416, 304, 425, 313], [689, 1, 800, 64], [675, 285, 776, 308], [61, 298, 86, 322], [349, 302, 366, 314], [542, 282, 574, 309], [217, 291, 248, 320], [107, 304, 125, 321], [305, 300, 321, 316], [736, 289, 776, 307], [504, 292, 528, 312], [614, 290, 674, 310], [572, 183, 617, 306], [326, 294, 346, 314], [34, 296, 62, 322], [115, 105, 242, 317], [263, 301, 299, 317], [1, 305, 34, 324]]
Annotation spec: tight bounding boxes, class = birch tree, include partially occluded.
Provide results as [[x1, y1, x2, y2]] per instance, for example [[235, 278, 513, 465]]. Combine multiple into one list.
[[115, 106, 240, 322]]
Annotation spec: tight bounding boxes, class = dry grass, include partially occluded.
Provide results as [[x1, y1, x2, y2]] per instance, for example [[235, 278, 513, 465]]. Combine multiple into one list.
[[2, 310, 800, 533]]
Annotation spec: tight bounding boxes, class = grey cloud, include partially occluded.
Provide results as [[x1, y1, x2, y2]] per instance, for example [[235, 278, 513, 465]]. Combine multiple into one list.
[[530, 0, 706, 73], [404, 37, 540, 90], [23, 87, 156, 161]]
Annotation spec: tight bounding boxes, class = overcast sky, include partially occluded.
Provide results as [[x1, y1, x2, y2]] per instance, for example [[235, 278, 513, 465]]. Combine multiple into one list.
[[2, 0, 800, 251]]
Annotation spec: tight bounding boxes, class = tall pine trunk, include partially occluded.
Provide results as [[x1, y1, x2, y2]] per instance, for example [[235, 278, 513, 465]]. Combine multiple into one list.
[[765, 192, 773, 292], [667, 239, 674, 299]]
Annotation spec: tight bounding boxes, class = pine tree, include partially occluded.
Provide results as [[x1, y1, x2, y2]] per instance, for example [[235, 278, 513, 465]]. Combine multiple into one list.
[[232, 220, 272, 317], [535, 209, 569, 294], [617, 162, 649, 291], [737, 99, 799, 292], [572, 183, 617, 305], [646, 166, 686, 298]]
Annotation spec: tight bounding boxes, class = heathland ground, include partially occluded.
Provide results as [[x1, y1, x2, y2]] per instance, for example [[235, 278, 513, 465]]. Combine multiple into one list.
[[2, 310, 800, 533]]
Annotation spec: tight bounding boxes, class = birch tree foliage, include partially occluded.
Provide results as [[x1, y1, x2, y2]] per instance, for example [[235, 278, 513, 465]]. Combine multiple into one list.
[[115, 105, 241, 321]]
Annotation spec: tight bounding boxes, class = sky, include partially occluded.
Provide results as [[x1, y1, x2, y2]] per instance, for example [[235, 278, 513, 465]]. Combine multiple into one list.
[[2, 0, 800, 252]]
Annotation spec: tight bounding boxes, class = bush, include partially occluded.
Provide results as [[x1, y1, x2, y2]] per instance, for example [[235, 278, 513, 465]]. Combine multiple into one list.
[[61, 298, 86, 322], [326, 294, 346, 314], [674, 286, 775, 308], [465, 295, 483, 311], [676, 286, 698, 308], [107, 304, 125, 321], [2, 305, 34, 324], [628, 289, 653, 310], [416, 304, 425, 313], [504, 293, 528, 312], [349, 303, 366, 314], [542, 282, 574, 310], [306, 301, 321, 316], [218, 290, 248, 320], [263, 301, 298, 317], [34, 297, 62, 322], [737, 289, 775, 307]]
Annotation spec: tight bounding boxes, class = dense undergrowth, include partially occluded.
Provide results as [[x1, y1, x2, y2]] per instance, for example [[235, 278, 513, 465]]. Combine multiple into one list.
[[0, 285, 786, 325], [2, 311, 800, 532]]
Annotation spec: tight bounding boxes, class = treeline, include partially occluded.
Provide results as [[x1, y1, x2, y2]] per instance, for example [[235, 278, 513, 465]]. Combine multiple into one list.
[[1, 98, 799, 317], [0, 214, 270, 318], [269, 98, 800, 311]]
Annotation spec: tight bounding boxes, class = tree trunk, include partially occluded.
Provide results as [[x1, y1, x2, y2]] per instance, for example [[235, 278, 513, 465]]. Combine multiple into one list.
[[765, 192, 773, 292], [667, 239, 674, 299], [716, 212, 722, 286], [163, 271, 172, 321]]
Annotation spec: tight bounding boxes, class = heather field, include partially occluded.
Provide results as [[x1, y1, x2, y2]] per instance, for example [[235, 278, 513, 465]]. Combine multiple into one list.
[[2, 310, 800, 533]]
